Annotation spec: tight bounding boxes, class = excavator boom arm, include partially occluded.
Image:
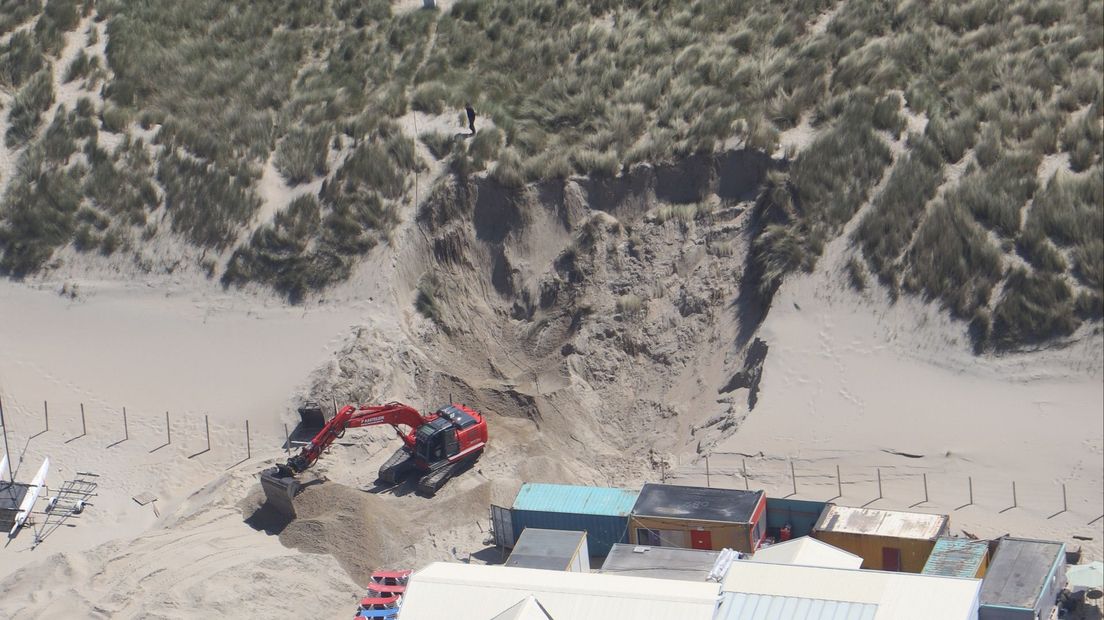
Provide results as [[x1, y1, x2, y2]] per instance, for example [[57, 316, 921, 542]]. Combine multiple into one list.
[[292, 402, 425, 472]]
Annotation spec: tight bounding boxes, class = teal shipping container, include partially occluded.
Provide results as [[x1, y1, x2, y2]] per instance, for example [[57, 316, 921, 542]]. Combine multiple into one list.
[[509, 483, 639, 556], [765, 497, 827, 538]]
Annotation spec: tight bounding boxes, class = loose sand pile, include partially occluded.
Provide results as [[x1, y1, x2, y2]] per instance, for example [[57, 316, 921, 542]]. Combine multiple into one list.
[[244, 483, 409, 586]]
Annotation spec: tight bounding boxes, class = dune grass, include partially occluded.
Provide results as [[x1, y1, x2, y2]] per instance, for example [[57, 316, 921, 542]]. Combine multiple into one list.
[[0, 0, 1099, 346]]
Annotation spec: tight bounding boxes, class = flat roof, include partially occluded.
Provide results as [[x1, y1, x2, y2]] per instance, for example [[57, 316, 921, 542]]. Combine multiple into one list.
[[980, 537, 1065, 610], [632, 483, 763, 523], [399, 562, 722, 620], [599, 544, 720, 581], [722, 560, 981, 620], [505, 529, 586, 571], [512, 483, 639, 517], [751, 536, 863, 569], [813, 505, 947, 540], [922, 538, 988, 578], [717, 592, 877, 620]]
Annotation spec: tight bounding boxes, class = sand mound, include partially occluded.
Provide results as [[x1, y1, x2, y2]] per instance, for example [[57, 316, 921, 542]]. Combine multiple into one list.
[[246, 483, 409, 586]]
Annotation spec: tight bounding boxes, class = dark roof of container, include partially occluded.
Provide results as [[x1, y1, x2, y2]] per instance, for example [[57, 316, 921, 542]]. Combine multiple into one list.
[[632, 483, 763, 523], [922, 538, 988, 578], [504, 528, 586, 571], [599, 544, 720, 581], [980, 537, 1065, 610], [512, 483, 639, 517]]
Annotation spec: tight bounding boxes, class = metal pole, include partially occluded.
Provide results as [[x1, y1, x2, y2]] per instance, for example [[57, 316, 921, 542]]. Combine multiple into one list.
[[836, 465, 842, 498], [284, 423, 291, 456], [165, 411, 171, 445], [743, 459, 749, 490], [877, 468, 883, 499], [123, 407, 128, 440], [969, 476, 973, 505], [1062, 484, 1067, 512], [705, 456, 711, 488], [923, 473, 929, 503], [1012, 481, 1017, 508], [0, 396, 14, 484], [246, 420, 251, 459], [790, 460, 797, 496], [205, 415, 211, 451], [80, 403, 86, 436], [44, 400, 49, 432]]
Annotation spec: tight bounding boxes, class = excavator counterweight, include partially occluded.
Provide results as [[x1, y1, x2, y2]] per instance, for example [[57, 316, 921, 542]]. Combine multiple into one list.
[[259, 401, 488, 518]]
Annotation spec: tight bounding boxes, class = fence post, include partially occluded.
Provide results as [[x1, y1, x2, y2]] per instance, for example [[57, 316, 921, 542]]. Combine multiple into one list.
[[44, 400, 49, 432], [245, 420, 251, 459], [165, 411, 171, 445], [790, 460, 797, 496], [836, 465, 842, 498], [1062, 484, 1067, 513], [923, 473, 929, 504], [0, 396, 13, 484], [969, 476, 973, 506], [284, 423, 291, 456], [705, 456, 711, 488], [877, 468, 883, 499], [80, 403, 87, 436], [1012, 481, 1017, 508], [205, 415, 211, 451], [123, 406, 128, 440]]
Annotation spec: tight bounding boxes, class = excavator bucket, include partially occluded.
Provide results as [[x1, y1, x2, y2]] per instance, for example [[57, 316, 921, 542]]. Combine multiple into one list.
[[297, 402, 327, 430], [258, 467, 301, 519]]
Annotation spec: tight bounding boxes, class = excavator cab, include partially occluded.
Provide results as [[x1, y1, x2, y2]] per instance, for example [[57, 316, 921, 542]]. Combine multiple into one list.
[[414, 418, 459, 463]]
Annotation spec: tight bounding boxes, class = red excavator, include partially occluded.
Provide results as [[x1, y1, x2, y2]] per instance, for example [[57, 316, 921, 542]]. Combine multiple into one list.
[[259, 401, 488, 516]]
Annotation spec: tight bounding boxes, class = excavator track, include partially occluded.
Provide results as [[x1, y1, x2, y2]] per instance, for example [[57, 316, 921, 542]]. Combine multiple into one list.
[[416, 450, 482, 496], [377, 447, 416, 484]]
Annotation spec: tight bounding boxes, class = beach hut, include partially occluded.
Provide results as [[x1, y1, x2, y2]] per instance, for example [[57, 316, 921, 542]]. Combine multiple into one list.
[[979, 537, 1066, 620], [628, 483, 766, 553], [922, 538, 989, 579], [505, 529, 590, 573], [811, 504, 948, 572], [501, 483, 639, 556]]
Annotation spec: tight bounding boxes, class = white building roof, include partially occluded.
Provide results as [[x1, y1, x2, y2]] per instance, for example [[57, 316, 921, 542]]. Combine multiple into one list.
[[489, 595, 553, 620], [717, 593, 877, 620], [813, 505, 947, 540], [398, 562, 721, 620], [723, 561, 980, 620], [751, 536, 863, 569]]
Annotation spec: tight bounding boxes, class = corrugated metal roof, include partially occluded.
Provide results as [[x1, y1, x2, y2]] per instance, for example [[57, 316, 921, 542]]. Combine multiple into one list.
[[813, 505, 947, 540], [751, 536, 863, 569], [722, 560, 982, 619], [512, 483, 639, 517], [397, 562, 721, 620], [922, 538, 988, 578], [717, 593, 877, 620]]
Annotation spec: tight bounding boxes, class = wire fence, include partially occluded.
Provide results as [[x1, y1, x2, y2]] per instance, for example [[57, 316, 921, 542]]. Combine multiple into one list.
[[656, 452, 1104, 529], [0, 392, 266, 477]]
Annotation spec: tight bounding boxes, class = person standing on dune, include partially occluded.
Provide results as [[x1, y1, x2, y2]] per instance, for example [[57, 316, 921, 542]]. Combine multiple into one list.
[[465, 103, 476, 135]]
